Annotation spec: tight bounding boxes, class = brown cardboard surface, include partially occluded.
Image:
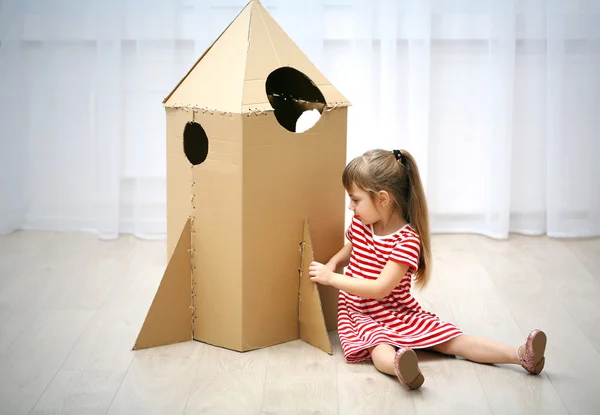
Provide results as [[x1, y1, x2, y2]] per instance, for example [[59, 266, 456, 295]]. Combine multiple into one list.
[[191, 113, 244, 351], [166, 109, 193, 259], [162, 2, 251, 112], [299, 220, 332, 354], [162, 0, 251, 108], [163, 0, 350, 113], [240, 108, 347, 350], [133, 218, 192, 350], [251, 1, 349, 107], [304, 218, 344, 332], [152, 0, 351, 354], [243, 2, 281, 101], [242, 0, 349, 111]]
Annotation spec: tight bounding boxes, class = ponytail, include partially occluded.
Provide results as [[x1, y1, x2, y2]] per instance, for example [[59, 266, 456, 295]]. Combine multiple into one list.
[[398, 150, 431, 290]]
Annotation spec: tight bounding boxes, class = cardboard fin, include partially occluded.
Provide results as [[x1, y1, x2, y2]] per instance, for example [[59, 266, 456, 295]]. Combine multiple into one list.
[[133, 218, 192, 350], [298, 220, 332, 355]]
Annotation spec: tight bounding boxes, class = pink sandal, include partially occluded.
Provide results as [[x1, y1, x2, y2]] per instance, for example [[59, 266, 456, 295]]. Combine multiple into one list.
[[394, 347, 425, 390], [518, 329, 547, 375]]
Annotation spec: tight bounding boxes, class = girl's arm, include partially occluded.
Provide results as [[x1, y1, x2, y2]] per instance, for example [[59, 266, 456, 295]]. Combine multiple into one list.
[[309, 260, 409, 300], [325, 242, 353, 271]]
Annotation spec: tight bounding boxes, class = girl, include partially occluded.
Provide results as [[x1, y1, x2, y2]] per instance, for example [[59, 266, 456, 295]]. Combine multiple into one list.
[[308, 149, 547, 390]]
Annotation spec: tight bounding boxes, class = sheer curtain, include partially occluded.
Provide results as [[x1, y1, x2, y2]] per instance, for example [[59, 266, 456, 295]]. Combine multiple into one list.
[[0, 0, 598, 240]]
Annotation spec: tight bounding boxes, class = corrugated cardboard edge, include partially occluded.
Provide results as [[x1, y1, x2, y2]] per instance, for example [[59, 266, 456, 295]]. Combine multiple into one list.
[[298, 220, 333, 355], [132, 217, 193, 350]]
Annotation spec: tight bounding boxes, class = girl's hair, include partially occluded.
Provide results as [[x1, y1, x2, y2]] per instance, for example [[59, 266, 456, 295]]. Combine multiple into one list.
[[342, 149, 431, 290]]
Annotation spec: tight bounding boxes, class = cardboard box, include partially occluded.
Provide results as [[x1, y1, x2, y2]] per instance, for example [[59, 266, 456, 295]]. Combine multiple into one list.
[[134, 0, 351, 354]]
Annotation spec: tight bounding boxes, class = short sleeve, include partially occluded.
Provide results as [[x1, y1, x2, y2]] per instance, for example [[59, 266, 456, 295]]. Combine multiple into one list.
[[389, 235, 421, 271], [345, 215, 361, 242], [345, 222, 353, 242]]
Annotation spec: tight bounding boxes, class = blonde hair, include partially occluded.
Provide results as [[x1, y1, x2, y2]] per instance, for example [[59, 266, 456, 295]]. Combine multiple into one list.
[[342, 149, 431, 290]]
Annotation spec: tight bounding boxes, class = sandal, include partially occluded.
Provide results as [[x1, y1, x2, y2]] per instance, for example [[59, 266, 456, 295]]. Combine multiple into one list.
[[517, 329, 547, 375], [394, 347, 424, 389]]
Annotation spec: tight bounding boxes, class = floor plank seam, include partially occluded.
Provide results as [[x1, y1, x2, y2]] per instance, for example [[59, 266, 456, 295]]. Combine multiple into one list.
[[26, 316, 92, 415], [259, 347, 272, 414], [181, 358, 202, 415], [0, 315, 27, 361], [103, 350, 136, 415]]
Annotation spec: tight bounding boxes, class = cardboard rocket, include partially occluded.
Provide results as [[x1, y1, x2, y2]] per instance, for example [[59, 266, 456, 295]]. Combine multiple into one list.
[[133, 0, 350, 354]]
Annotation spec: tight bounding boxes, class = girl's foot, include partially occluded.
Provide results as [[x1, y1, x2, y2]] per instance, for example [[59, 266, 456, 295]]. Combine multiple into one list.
[[394, 347, 424, 390], [517, 329, 547, 375]]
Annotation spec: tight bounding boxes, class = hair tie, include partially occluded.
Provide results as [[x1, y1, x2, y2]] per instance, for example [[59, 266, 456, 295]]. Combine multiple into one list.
[[393, 149, 402, 161]]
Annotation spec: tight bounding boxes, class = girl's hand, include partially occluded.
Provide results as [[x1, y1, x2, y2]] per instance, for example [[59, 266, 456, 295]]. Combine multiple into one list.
[[309, 261, 335, 286]]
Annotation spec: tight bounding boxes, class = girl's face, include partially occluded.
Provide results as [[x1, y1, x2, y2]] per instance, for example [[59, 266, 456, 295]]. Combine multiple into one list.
[[347, 183, 382, 225]]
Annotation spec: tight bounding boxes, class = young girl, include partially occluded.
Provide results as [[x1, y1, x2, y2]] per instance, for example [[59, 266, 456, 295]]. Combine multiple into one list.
[[308, 149, 547, 390]]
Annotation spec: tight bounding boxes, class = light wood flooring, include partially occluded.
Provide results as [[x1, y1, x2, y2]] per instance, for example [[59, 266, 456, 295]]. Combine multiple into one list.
[[1, 230, 599, 414]]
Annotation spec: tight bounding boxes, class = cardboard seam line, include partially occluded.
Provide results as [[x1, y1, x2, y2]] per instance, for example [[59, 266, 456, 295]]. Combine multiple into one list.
[[257, 0, 281, 68], [168, 105, 235, 117], [165, 103, 347, 115], [297, 238, 305, 339], [189, 122, 197, 340]]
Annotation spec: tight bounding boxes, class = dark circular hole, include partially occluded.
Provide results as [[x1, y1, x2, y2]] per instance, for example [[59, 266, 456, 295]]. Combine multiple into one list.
[[183, 121, 209, 165], [265, 67, 326, 133]]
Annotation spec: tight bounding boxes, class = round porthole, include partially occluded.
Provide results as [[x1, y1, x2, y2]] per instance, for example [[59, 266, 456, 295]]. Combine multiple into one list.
[[183, 121, 209, 165], [265, 66, 326, 133]]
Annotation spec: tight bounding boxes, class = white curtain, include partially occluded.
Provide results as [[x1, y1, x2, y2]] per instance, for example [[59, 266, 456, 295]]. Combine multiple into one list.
[[1, 0, 598, 240]]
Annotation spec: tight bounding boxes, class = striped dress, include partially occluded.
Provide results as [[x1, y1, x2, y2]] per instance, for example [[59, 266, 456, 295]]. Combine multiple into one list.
[[338, 215, 464, 363]]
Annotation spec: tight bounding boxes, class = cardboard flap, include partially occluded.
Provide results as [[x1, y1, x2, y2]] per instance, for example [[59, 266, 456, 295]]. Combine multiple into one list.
[[298, 220, 332, 355], [133, 218, 192, 350]]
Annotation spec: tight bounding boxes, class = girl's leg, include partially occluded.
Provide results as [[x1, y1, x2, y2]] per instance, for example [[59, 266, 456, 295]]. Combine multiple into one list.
[[368, 344, 424, 390], [431, 330, 547, 374], [430, 335, 519, 364], [368, 344, 397, 375]]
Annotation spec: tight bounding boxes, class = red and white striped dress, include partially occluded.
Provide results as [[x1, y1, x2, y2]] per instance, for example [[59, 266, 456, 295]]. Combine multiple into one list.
[[338, 215, 464, 363]]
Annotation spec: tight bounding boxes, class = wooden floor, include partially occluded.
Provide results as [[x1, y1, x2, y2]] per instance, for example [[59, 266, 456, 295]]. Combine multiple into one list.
[[0, 230, 599, 415]]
